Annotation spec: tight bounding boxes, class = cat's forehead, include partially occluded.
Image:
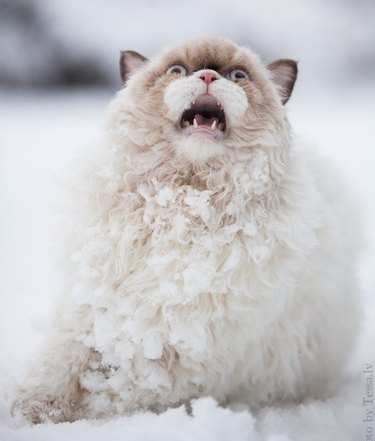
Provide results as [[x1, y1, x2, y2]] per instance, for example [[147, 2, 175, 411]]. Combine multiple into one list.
[[159, 39, 258, 71]]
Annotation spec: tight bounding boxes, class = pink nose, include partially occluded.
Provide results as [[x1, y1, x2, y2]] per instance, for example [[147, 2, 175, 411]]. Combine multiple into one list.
[[200, 72, 217, 84]]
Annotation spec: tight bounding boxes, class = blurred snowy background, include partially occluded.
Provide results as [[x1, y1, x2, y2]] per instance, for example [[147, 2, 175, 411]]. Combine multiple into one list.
[[0, 0, 374, 440], [1, 0, 375, 88]]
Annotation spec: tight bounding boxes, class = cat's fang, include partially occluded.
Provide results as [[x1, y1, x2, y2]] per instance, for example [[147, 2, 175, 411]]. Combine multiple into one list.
[[179, 94, 226, 132]]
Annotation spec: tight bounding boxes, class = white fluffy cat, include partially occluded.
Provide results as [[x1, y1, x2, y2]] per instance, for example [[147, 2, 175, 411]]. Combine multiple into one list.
[[12, 38, 361, 424]]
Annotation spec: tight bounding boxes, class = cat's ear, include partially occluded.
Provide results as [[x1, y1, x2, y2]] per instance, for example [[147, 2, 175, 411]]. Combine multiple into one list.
[[119, 50, 148, 84], [267, 59, 298, 104]]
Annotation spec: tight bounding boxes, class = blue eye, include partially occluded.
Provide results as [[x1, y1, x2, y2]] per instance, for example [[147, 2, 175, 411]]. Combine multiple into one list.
[[226, 69, 249, 81], [166, 65, 188, 76]]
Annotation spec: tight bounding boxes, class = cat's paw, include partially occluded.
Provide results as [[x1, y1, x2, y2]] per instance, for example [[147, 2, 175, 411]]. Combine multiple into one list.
[[12, 395, 75, 424]]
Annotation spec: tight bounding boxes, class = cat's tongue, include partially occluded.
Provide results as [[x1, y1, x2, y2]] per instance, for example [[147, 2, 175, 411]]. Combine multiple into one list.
[[194, 114, 218, 128]]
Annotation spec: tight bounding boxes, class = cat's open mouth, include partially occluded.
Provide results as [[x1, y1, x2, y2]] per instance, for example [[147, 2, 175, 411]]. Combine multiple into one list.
[[180, 95, 226, 137]]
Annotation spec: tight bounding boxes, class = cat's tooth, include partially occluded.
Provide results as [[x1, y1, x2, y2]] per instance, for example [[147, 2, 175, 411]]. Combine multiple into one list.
[[218, 122, 225, 131], [210, 120, 217, 131], [183, 120, 189, 128], [217, 101, 220, 107], [193, 118, 198, 128]]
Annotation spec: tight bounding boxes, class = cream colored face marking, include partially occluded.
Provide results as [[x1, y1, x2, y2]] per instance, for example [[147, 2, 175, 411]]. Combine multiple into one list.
[[164, 71, 249, 140]]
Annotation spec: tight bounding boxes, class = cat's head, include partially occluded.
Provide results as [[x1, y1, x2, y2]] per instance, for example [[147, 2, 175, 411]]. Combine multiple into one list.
[[111, 38, 297, 165]]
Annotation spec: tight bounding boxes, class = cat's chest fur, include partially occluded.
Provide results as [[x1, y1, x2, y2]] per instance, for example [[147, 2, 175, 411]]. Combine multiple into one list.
[[72, 145, 316, 369], [70, 146, 322, 414]]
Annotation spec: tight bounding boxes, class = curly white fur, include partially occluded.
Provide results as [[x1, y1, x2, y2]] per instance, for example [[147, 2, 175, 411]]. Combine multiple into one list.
[[12, 38, 361, 424]]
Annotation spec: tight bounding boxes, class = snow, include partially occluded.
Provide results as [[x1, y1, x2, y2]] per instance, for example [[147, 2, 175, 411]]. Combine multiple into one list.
[[1, 82, 374, 439]]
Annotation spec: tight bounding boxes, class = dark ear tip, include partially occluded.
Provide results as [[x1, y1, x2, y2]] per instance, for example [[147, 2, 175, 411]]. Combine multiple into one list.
[[119, 50, 148, 85], [267, 58, 298, 105], [269, 58, 298, 72], [119, 50, 133, 61], [288, 59, 298, 75]]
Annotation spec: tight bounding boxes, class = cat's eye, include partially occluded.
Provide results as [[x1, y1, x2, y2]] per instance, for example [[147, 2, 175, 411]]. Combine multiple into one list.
[[166, 64, 188, 76], [226, 69, 249, 81]]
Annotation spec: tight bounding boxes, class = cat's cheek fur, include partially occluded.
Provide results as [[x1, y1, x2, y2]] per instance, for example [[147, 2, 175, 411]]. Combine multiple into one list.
[[208, 81, 248, 128], [163, 76, 206, 122]]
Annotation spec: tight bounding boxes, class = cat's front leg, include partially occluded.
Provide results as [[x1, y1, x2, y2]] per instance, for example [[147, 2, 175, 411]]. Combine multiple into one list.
[[12, 301, 92, 424]]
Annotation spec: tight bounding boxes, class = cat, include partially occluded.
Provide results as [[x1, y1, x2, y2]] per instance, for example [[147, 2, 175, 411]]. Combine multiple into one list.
[[12, 37, 361, 424]]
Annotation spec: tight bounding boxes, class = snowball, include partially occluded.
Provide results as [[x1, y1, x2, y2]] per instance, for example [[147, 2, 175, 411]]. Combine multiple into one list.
[[244, 222, 258, 237], [155, 186, 174, 207]]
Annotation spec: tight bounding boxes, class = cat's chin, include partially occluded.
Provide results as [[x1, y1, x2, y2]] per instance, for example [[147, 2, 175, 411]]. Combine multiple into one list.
[[174, 135, 226, 163]]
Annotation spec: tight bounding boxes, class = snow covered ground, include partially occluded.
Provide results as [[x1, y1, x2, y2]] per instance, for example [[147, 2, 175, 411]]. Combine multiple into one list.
[[0, 84, 374, 440]]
